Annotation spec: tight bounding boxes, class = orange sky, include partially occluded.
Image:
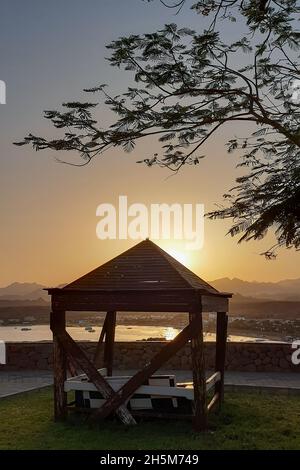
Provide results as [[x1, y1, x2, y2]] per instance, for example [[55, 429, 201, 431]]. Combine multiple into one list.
[[1, 131, 299, 287], [0, 1, 299, 287]]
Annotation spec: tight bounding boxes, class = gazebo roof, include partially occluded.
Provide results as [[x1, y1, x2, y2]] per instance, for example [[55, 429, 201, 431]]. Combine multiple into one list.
[[48, 239, 231, 312], [62, 239, 222, 295]]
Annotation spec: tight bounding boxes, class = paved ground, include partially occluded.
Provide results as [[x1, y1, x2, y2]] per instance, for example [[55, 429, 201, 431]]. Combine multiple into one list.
[[1, 370, 300, 398], [0, 371, 53, 398], [121, 370, 300, 394], [225, 371, 300, 393]]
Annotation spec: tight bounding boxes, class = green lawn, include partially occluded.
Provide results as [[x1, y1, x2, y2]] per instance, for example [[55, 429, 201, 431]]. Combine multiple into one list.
[[0, 387, 299, 450]]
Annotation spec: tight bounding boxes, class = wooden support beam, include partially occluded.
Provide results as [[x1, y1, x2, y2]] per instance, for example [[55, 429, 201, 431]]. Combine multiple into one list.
[[205, 371, 221, 392], [50, 310, 67, 421], [176, 371, 221, 393], [90, 315, 202, 423], [215, 311, 228, 407], [50, 289, 198, 313], [67, 356, 79, 377], [103, 311, 116, 376], [189, 311, 207, 432], [93, 314, 108, 368], [207, 392, 220, 413], [55, 329, 136, 425]]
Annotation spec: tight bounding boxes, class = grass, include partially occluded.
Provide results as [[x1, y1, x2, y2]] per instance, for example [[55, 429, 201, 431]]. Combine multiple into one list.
[[0, 387, 300, 450]]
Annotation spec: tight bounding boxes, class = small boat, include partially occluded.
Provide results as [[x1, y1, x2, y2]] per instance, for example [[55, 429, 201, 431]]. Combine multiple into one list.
[[21, 327, 32, 331]]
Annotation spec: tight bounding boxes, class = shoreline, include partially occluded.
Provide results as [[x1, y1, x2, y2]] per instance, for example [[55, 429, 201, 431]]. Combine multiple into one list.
[[0, 323, 290, 344]]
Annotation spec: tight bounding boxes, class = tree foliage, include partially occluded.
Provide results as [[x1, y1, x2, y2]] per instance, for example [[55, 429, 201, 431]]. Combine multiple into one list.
[[15, 0, 300, 256]]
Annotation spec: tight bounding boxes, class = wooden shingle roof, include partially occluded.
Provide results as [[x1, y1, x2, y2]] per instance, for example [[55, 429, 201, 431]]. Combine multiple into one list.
[[63, 239, 220, 294]]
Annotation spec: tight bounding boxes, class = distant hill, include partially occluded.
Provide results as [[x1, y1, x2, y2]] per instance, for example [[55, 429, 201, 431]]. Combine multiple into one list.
[[0, 282, 50, 303], [229, 298, 300, 319], [210, 277, 300, 301], [0, 277, 300, 306], [0, 282, 45, 296], [0, 298, 49, 307]]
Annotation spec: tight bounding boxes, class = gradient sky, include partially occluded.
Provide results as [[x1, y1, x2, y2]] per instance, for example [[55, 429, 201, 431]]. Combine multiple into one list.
[[0, 0, 299, 287]]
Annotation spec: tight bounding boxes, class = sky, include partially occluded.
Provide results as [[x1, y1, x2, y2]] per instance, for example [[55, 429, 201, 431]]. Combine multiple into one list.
[[0, 0, 299, 287]]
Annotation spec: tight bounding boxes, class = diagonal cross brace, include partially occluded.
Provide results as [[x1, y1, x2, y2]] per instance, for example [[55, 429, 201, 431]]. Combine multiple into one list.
[[90, 313, 203, 422], [93, 314, 108, 367], [55, 329, 136, 425]]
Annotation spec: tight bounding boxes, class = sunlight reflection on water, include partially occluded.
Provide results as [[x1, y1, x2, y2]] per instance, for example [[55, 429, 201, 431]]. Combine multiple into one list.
[[0, 325, 281, 343], [164, 327, 178, 341]]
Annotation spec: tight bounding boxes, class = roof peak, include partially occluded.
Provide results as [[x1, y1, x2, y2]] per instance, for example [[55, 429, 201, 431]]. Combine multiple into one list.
[[63, 239, 219, 294]]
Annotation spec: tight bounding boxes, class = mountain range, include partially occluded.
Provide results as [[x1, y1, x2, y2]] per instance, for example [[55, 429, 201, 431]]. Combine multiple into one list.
[[211, 278, 300, 301], [0, 277, 300, 304]]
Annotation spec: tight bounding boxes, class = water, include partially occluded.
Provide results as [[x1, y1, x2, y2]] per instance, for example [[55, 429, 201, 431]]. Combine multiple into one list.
[[0, 324, 280, 343]]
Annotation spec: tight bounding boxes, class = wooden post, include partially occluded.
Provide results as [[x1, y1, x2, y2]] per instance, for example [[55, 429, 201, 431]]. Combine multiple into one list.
[[67, 356, 79, 377], [189, 311, 207, 432], [93, 314, 108, 368], [50, 310, 67, 421], [215, 311, 228, 406], [104, 311, 116, 376]]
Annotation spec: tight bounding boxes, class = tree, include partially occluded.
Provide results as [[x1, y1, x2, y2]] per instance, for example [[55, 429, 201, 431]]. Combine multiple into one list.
[[15, 0, 300, 257]]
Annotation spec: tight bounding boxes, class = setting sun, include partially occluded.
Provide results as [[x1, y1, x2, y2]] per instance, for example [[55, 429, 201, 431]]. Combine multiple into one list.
[[165, 248, 188, 266]]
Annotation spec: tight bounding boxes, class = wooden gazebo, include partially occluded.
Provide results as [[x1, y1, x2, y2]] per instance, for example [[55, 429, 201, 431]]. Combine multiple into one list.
[[47, 239, 231, 431]]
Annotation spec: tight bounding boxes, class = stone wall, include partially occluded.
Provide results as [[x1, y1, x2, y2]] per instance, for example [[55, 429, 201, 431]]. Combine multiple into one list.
[[0, 341, 299, 372]]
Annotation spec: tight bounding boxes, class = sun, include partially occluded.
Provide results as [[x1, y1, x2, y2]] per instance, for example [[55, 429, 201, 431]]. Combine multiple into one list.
[[165, 247, 188, 266]]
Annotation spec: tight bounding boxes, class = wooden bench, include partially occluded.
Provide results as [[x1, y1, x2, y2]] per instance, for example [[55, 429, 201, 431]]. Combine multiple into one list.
[[64, 370, 221, 414]]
